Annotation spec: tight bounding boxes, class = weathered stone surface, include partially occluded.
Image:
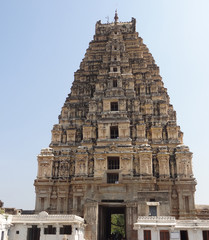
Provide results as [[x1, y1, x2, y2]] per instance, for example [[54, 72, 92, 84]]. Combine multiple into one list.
[[34, 13, 196, 239]]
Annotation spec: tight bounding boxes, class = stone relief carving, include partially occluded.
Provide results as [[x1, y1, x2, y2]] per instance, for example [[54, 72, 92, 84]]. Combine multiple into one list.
[[59, 161, 69, 178], [88, 159, 94, 176], [39, 163, 51, 178]]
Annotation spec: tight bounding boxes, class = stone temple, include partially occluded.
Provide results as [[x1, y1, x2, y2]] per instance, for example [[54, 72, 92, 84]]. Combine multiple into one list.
[[33, 12, 198, 240]]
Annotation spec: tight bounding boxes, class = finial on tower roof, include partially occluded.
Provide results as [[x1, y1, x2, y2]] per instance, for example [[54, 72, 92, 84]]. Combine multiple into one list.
[[114, 10, 118, 23]]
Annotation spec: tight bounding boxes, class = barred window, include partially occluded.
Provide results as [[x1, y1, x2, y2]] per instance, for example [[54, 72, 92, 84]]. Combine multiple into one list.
[[107, 173, 119, 184], [110, 126, 118, 139], [149, 206, 157, 216], [44, 225, 56, 235], [108, 157, 119, 169], [60, 225, 72, 235], [113, 80, 117, 87], [111, 102, 118, 111]]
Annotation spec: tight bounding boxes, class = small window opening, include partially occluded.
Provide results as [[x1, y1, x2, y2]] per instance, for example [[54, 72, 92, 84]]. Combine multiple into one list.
[[113, 80, 117, 87], [149, 206, 157, 216], [60, 198, 64, 214], [110, 126, 118, 139], [44, 225, 56, 235], [150, 198, 155, 202], [114, 57, 117, 61], [113, 67, 117, 72], [180, 230, 188, 240], [16, 231, 19, 234], [77, 196, 81, 212], [107, 173, 119, 183], [60, 225, 72, 235], [185, 196, 189, 213], [114, 46, 117, 50], [108, 157, 119, 169], [111, 102, 118, 111], [41, 198, 44, 211]]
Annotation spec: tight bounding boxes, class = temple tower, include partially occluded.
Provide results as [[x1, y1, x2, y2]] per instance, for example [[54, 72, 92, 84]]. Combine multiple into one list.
[[34, 14, 196, 240]]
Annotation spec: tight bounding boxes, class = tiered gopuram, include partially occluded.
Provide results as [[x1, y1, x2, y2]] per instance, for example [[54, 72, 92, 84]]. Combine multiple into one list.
[[34, 13, 196, 240]]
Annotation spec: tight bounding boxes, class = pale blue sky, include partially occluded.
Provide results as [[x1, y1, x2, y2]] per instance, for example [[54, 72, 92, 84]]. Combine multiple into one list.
[[0, 0, 209, 209]]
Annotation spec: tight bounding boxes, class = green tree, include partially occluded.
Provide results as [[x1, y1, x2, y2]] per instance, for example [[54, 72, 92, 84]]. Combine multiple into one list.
[[111, 214, 125, 238]]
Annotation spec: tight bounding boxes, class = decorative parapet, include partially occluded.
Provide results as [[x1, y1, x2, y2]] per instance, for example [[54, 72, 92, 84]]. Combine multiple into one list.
[[137, 216, 176, 221], [11, 211, 84, 225], [134, 216, 176, 229], [38, 148, 54, 157], [95, 17, 136, 35], [176, 219, 209, 229], [134, 217, 209, 231]]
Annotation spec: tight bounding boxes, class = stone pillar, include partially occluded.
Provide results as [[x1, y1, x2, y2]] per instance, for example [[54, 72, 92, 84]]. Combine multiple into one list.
[[84, 202, 98, 240], [152, 228, 159, 240], [192, 229, 203, 240], [151, 126, 162, 141], [56, 224, 59, 239], [137, 229, 143, 240], [136, 124, 146, 142], [39, 225, 44, 240], [37, 148, 54, 179], [126, 203, 138, 240], [138, 144, 152, 176], [175, 145, 193, 179], [157, 146, 170, 178]]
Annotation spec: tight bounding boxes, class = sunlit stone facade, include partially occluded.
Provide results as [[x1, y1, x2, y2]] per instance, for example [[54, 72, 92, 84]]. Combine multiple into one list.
[[34, 13, 199, 240]]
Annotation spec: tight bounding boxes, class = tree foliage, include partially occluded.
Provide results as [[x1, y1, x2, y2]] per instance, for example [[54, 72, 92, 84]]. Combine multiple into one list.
[[111, 214, 125, 237]]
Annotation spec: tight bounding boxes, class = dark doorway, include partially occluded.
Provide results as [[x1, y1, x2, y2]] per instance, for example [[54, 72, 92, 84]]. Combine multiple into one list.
[[180, 230, 188, 240], [111, 102, 118, 111], [1, 231, 4, 240], [144, 230, 151, 240], [160, 230, 169, 240], [203, 231, 209, 240], [27, 225, 40, 240], [110, 126, 119, 139], [99, 205, 126, 240]]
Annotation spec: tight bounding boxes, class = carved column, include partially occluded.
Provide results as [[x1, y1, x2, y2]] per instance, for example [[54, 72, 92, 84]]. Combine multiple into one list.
[[138, 144, 152, 176], [157, 146, 170, 178], [66, 129, 76, 143], [175, 145, 193, 179], [84, 202, 98, 240], [94, 154, 106, 178], [126, 203, 138, 240], [37, 148, 54, 179], [136, 124, 146, 142], [151, 126, 162, 142]]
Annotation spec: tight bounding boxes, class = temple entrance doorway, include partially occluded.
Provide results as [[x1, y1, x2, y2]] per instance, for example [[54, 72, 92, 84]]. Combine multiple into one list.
[[99, 205, 126, 240]]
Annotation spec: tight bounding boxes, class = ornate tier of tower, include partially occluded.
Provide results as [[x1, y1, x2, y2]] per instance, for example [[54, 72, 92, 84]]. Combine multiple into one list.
[[34, 13, 196, 240]]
